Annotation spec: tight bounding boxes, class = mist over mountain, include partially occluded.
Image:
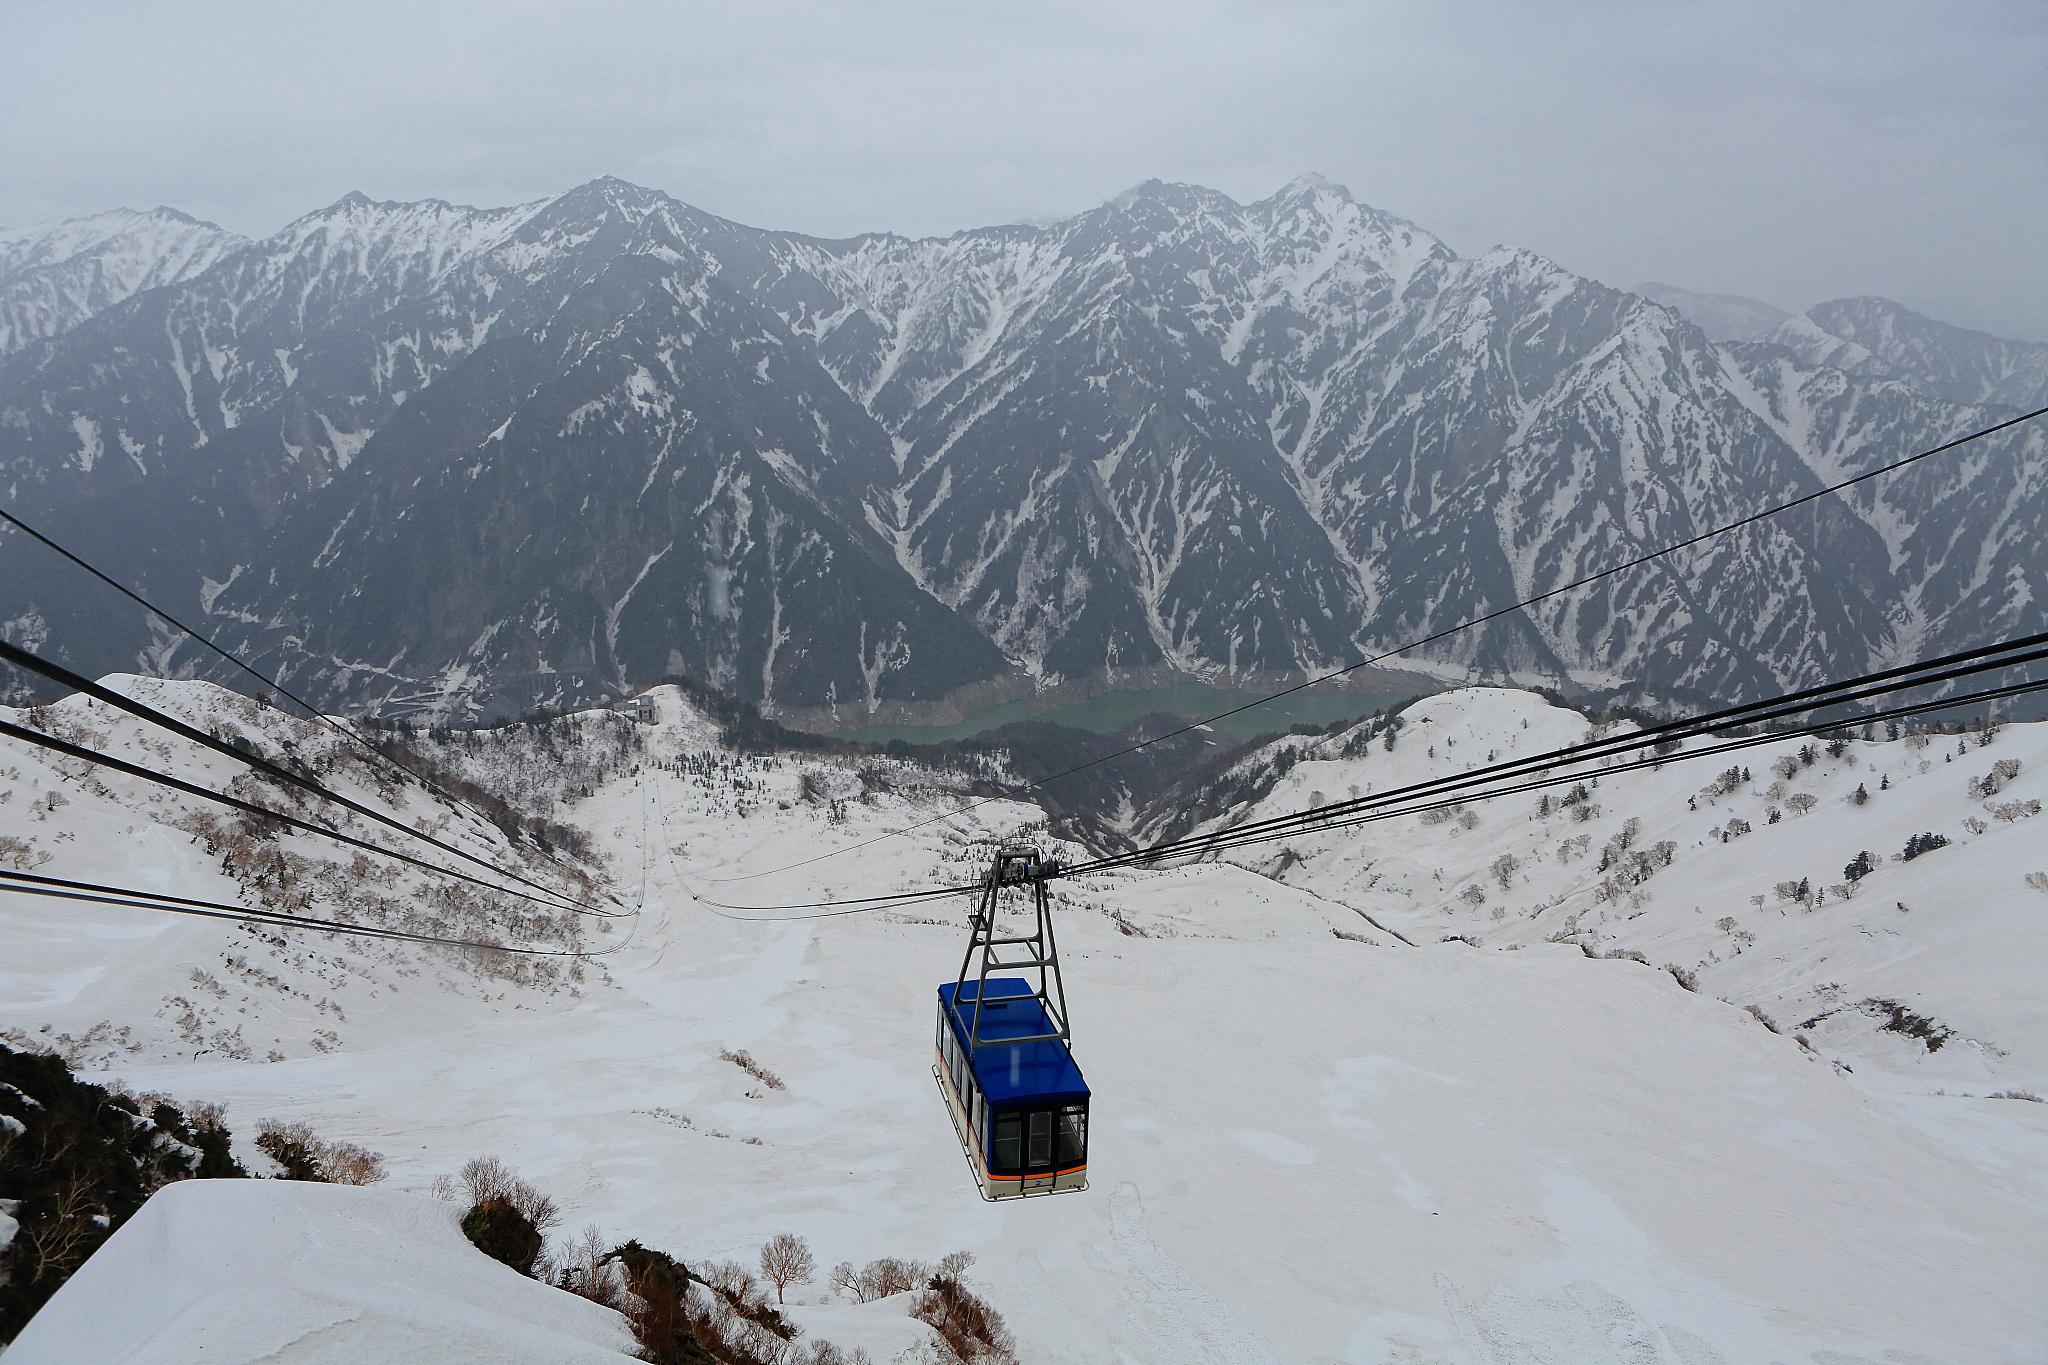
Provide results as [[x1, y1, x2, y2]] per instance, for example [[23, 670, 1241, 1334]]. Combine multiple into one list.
[[1635, 281, 1789, 342], [1, 175, 2041, 724]]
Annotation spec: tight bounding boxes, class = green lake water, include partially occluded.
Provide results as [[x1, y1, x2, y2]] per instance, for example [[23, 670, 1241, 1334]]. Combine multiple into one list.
[[824, 682, 1417, 747]]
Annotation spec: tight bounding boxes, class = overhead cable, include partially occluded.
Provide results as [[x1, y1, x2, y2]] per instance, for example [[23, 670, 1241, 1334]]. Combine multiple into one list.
[[0, 637, 607, 914], [707, 405, 2048, 882]]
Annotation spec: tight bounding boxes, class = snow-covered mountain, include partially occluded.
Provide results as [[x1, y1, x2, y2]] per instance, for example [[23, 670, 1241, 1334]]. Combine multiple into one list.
[[1635, 280, 1789, 341], [1, 178, 2041, 721], [1766, 295, 2048, 409], [0, 208, 245, 356], [3, 677, 2044, 1360]]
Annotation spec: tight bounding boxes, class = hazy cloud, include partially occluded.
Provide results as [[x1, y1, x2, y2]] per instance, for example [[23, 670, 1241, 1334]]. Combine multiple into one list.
[[4, 1, 2043, 337]]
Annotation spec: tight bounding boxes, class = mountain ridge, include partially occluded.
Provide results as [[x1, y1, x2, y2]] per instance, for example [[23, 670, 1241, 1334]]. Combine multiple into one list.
[[1, 176, 2040, 723]]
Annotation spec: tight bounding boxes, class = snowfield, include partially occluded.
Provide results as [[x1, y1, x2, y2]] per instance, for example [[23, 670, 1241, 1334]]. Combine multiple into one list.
[[4, 1180, 640, 1363], [2, 681, 2045, 1362]]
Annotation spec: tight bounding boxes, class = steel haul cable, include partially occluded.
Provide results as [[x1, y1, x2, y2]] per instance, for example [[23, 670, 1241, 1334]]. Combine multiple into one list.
[[1060, 633, 2048, 873], [688, 648, 2046, 913], [0, 638, 609, 914], [0, 868, 616, 957], [0, 503, 608, 896], [0, 716, 617, 914], [1077, 674, 2048, 874]]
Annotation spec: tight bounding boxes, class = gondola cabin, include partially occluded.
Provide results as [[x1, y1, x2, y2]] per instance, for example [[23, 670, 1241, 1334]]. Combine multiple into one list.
[[935, 977, 1089, 1198]]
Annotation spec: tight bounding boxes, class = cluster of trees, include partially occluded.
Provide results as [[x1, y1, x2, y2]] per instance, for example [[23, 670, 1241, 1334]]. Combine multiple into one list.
[[1900, 832, 1950, 862], [1966, 758, 2023, 800], [440, 1154, 1013, 1364], [255, 1120, 386, 1185]]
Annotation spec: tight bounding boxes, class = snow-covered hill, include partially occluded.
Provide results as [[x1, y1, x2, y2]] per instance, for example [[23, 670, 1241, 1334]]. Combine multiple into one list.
[[3, 679, 2044, 1361], [0, 676, 613, 1068], [1183, 687, 2048, 1096], [3, 1180, 641, 1363], [2, 178, 2040, 721]]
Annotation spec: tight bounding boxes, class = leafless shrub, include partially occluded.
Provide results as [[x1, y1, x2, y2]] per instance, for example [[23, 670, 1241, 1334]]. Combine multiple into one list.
[[913, 1263, 1018, 1365], [256, 1120, 386, 1184], [1665, 964, 1700, 992], [721, 1048, 787, 1091], [851, 1256, 926, 1300], [1745, 1004, 1782, 1034], [183, 1099, 228, 1135], [455, 1153, 560, 1231], [2026, 872, 2048, 893], [0, 834, 49, 869], [555, 1224, 632, 1311], [1967, 757, 2023, 798]]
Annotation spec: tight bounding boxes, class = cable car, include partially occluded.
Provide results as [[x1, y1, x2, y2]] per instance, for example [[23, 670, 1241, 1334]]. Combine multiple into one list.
[[933, 845, 1089, 1199]]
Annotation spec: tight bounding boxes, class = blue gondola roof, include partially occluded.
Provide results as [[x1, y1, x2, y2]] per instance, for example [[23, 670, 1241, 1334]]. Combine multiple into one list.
[[938, 978, 1090, 1107]]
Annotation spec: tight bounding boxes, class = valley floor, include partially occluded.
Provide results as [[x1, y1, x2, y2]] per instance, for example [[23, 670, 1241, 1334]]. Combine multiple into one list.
[[3, 686, 2044, 1362]]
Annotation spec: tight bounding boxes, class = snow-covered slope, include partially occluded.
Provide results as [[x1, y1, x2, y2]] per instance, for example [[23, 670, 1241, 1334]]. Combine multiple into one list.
[[2, 1179, 640, 1363], [0, 676, 611, 1068], [0, 207, 245, 356], [4, 680, 2044, 1361], [1187, 686, 2048, 1096]]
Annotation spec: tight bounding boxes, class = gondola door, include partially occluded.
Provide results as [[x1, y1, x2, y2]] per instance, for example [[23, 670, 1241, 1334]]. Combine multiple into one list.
[[1021, 1109, 1056, 1192]]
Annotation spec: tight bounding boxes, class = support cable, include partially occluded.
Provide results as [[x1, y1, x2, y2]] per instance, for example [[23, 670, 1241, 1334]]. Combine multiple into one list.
[[0, 716, 620, 916], [1061, 634, 2048, 873], [0, 868, 613, 957], [0, 504, 607, 894], [0, 637, 608, 914], [1072, 673, 2048, 875]]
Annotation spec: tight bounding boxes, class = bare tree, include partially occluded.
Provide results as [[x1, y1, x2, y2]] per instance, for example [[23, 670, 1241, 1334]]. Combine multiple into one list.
[[460, 1153, 516, 1205], [760, 1232, 815, 1304], [557, 1224, 630, 1311], [1489, 852, 1521, 890], [20, 1178, 101, 1283]]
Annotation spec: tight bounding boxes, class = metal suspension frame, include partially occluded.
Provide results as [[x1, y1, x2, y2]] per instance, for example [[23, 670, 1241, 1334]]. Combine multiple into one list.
[[952, 842, 1071, 1052]]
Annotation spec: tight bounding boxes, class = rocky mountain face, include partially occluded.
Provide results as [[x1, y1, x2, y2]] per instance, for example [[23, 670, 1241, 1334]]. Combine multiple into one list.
[[1, 177, 2040, 721]]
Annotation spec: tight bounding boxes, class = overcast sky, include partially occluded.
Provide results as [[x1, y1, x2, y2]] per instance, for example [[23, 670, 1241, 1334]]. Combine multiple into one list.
[[5, 1, 2044, 339]]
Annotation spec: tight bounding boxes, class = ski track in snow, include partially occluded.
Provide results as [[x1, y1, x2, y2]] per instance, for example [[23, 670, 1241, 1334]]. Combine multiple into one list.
[[1105, 1182, 1283, 1365]]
